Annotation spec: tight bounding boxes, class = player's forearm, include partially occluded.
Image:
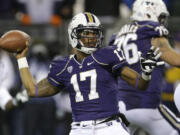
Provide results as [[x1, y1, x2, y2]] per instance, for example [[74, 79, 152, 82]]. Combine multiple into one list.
[[161, 51, 180, 67], [152, 37, 180, 67], [123, 73, 149, 90], [137, 75, 150, 90], [120, 67, 149, 90], [19, 68, 36, 97], [17, 57, 37, 97]]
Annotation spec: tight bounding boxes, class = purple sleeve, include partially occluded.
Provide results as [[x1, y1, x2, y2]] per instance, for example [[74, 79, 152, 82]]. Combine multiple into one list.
[[92, 46, 128, 73], [47, 59, 66, 89], [137, 21, 169, 38]]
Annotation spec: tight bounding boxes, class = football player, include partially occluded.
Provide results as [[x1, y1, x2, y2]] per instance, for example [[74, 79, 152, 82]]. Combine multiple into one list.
[[109, 0, 180, 134], [15, 12, 161, 135]]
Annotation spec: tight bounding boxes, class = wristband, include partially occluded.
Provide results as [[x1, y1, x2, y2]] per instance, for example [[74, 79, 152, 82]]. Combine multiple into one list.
[[17, 57, 29, 69], [35, 85, 38, 97], [141, 72, 151, 81]]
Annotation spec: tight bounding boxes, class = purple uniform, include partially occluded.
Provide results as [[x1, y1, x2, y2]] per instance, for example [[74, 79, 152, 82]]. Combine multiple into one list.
[[47, 46, 127, 122], [109, 21, 168, 110]]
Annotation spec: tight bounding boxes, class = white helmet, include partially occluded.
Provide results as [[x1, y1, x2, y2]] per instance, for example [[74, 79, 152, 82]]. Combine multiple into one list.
[[131, 0, 169, 25], [68, 12, 103, 54]]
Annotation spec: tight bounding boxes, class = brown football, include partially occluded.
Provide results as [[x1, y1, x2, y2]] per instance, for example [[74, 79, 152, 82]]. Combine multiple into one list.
[[0, 30, 30, 52]]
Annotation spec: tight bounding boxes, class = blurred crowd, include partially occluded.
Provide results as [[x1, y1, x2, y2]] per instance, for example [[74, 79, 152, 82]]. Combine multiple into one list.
[[1, 0, 180, 22], [0, 0, 180, 135]]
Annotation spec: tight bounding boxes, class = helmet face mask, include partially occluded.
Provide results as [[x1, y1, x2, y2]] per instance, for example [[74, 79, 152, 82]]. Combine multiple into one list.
[[72, 26, 103, 49], [131, 0, 169, 25], [68, 13, 103, 54]]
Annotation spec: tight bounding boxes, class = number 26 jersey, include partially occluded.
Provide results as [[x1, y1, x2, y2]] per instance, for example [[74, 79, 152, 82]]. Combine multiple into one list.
[[109, 21, 168, 109]]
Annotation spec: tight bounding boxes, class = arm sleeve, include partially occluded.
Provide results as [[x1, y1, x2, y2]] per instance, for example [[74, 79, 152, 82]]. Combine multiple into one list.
[[137, 22, 169, 38], [47, 63, 65, 89], [47, 57, 68, 89]]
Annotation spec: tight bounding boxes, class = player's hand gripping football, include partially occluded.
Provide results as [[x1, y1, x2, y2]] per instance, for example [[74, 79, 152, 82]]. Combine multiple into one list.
[[16, 42, 29, 59], [139, 46, 164, 80]]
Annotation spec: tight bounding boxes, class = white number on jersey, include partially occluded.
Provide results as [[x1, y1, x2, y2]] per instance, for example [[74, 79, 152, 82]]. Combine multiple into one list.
[[114, 33, 139, 64], [155, 26, 169, 36], [70, 69, 99, 102]]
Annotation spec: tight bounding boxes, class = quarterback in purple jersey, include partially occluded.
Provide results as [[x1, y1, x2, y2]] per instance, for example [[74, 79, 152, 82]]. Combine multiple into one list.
[[15, 12, 161, 135], [109, 0, 180, 134]]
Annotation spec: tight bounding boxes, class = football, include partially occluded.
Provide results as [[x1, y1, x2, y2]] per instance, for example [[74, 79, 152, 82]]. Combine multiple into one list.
[[0, 30, 30, 52]]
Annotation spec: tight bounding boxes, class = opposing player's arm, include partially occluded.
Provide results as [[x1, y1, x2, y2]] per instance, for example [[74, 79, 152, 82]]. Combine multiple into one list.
[[119, 67, 149, 90], [19, 68, 61, 97], [152, 37, 180, 67]]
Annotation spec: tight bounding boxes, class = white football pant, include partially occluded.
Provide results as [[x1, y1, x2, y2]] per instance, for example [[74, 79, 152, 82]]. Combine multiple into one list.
[[69, 118, 130, 135], [119, 101, 180, 135]]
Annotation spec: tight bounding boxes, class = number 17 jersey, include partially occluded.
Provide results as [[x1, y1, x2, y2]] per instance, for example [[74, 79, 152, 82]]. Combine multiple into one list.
[[47, 46, 127, 122]]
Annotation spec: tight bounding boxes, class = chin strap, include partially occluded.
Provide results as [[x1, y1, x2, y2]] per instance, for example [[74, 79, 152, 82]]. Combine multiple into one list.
[[76, 40, 98, 54], [79, 46, 97, 54]]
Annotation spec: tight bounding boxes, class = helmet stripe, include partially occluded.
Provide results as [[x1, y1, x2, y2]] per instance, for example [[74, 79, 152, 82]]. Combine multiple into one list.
[[91, 14, 96, 23], [84, 13, 95, 23]]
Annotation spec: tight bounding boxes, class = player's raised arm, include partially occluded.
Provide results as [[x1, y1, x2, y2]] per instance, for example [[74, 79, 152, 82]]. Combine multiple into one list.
[[16, 46, 60, 97], [152, 37, 180, 67], [120, 47, 163, 90]]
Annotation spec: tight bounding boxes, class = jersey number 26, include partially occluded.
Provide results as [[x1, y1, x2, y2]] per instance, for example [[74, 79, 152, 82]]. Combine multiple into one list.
[[114, 33, 139, 64]]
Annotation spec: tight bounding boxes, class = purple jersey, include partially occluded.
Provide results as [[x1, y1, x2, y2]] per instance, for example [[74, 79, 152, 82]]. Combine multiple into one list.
[[47, 46, 127, 121], [109, 21, 168, 110]]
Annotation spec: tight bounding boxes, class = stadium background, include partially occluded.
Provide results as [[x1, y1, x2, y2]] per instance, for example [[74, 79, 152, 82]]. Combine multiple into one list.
[[0, 0, 180, 135]]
